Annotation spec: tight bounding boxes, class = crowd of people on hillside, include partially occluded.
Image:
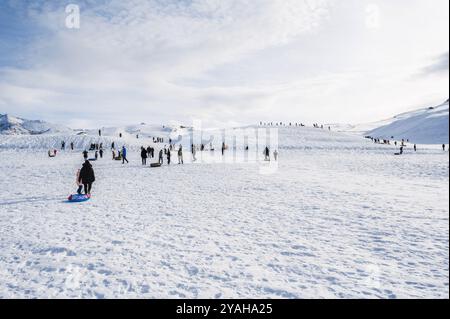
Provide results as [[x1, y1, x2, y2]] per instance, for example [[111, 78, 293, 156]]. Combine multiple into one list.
[[69, 140, 280, 195], [366, 136, 448, 154], [260, 121, 308, 127], [56, 124, 448, 199], [259, 121, 333, 130]]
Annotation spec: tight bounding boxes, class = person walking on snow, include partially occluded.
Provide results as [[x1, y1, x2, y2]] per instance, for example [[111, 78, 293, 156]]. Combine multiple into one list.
[[159, 149, 164, 164], [167, 148, 171, 165], [83, 150, 88, 160], [443, 144, 446, 151], [264, 146, 270, 161], [122, 146, 129, 164], [273, 150, 278, 161], [78, 160, 95, 195], [141, 147, 148, 165], [99, 148, 103, 158], [178, 146, 184, 164], [191, 144, 197, 162]]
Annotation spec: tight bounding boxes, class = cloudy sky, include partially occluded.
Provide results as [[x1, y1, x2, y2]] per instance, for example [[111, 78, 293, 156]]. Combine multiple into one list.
[[0, 0, 448, 128]]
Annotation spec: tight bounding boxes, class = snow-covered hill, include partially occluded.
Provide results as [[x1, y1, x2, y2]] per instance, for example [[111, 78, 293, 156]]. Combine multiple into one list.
[[328, 100, 449, 145], [0, 115, 193, 150], [0, 114, 72, 135], [366, 100, 449, 144]]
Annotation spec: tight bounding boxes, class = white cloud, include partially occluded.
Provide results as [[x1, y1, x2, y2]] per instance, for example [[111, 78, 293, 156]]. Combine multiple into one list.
[[0, 0, 448, 127]]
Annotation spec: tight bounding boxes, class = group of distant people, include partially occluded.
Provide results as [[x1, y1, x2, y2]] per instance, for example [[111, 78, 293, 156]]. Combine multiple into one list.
[[260, 121, 306, 127], [264, 146, 278, 161], [312, 124, 331, 130], [82, 148, 104, 161], [61, 130, 283, 197], [366, 136, 448, 154], [259, 122, 330, 130], [111, 146, 129, 164]]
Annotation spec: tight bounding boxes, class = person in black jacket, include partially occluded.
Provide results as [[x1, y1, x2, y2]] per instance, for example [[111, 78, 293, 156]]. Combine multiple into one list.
[[159, 149, 164, 164], [264, 146, 270, 161], [178, 145, 184, 164], [141, 147, 148, 165], [78, 160, 95, 195], [167, 148, 171, 165]]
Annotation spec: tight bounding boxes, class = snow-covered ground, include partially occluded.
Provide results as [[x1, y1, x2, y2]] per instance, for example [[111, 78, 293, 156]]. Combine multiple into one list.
[[0, 126, 448, 299]]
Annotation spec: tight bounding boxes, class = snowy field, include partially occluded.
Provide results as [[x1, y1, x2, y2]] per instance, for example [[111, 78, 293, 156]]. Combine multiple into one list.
[[0, 127, 448, 299]]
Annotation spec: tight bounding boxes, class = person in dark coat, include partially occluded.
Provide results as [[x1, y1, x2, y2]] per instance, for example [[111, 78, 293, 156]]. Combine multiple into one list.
[[178, 146, 184, 164], [191, 144, 197, 161], [167, 149, 171, 165], [83, 150, 88, 160], [159, 149, 164, 164], [78, 160, 95, 195], [264, 146, 270, 161], [141, 147, 148, 165]]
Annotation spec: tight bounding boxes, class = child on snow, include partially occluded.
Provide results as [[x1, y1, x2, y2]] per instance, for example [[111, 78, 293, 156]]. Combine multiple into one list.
[[76, 169, 83, 195]]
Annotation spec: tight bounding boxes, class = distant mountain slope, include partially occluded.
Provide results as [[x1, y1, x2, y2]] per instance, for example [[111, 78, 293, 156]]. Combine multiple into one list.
[[366, 100, 449, 144], [0, 114, 72, 135]]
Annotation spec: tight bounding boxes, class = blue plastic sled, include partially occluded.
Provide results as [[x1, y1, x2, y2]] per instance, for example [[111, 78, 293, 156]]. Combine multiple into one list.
[[68, 194, 91, 202]]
